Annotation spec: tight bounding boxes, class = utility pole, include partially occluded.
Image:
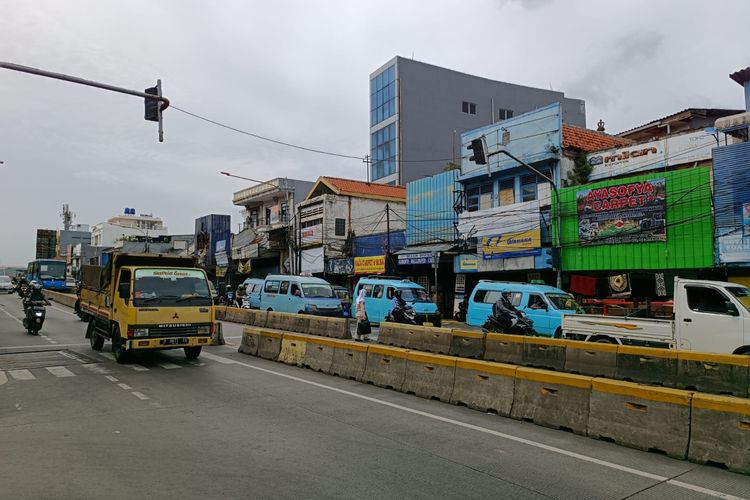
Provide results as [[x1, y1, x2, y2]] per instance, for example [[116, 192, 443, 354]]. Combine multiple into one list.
[[385, 204, 391, 274]]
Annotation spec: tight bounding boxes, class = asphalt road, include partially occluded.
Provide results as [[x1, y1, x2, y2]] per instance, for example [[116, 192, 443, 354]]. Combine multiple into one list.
[[1, 293, 748, 500]]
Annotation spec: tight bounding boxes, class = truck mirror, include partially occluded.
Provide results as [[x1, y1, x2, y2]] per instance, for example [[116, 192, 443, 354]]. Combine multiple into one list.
[[725, 301, 739, 316], [118, 282, 131, 300]]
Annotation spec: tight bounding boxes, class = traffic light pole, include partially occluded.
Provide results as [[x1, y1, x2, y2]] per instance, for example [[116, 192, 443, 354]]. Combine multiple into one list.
[[487, 149, 563, 289], [0, 61, 170, 141]]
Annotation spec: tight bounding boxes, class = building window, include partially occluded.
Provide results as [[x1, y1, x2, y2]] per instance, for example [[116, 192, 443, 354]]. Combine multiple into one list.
[[521, 175, 537, 202], [370, 64, 396, 127], [300, 218, 322, 229], [466, 182, 493, 212], [498, 108, 514, 120], [281, 203, 289, 224], [334, 218, 346, 236], [265, 208, 271, 225], [371, 123, 397, 181], [499, 178, 515, 206], [462, 101, 477, 115], [249, 208, 259, 228]]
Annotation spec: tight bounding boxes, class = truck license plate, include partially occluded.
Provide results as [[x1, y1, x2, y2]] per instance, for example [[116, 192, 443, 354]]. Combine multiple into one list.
[[160, 338, 189, 346]]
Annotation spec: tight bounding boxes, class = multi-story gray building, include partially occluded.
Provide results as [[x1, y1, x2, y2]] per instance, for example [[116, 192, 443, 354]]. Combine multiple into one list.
[[369, 56, 587, 185]]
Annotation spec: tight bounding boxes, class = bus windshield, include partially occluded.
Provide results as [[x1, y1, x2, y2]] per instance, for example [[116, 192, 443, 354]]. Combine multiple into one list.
[[133, 268, 211, 306], [39, 261, 66, 280]]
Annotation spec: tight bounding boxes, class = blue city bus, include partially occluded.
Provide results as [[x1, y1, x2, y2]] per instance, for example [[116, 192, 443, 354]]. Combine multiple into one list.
[[26, 259, 67, 290]]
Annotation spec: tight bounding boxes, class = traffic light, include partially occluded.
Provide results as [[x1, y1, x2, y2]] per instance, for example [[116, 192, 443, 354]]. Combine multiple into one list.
[[144, 86, 160, 122], [546, 247, 561, 269], [467, 137, 487, 165]]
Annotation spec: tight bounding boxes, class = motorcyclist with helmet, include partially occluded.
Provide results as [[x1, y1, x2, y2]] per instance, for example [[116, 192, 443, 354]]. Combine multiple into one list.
[[492, 290, 519, 332], [390, 289, 408, 323]]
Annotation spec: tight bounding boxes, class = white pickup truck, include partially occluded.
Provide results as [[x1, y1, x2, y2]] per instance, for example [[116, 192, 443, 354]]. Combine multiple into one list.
[[562, 278, 750, 355]]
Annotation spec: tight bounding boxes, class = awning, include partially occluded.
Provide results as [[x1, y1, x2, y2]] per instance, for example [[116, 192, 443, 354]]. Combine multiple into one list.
[[394, 243, 456, 255]]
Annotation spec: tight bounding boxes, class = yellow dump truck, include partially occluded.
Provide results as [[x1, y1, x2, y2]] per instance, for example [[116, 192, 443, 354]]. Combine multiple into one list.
[[79, 252, 216, 363]]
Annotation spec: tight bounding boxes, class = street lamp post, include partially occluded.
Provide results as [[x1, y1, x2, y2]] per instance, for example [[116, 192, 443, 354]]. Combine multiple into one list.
[[220, 172, 295, 274]]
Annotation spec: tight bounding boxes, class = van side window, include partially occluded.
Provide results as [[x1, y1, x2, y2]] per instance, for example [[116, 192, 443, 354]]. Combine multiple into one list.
[[362, 284, 373, 297], [290, 283, 301, 296], [264, 280, 280, 293], [373, 285, 384, 298], [527, 294, 545, 309], [473, 290, 488, 303], [280, 281, 290, 294], [686, 286, 732, 314], [386, 287, 394, 299]]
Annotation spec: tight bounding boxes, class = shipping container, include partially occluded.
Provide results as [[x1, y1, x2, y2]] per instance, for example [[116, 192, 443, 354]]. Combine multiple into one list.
[[556, 167, 713, 271], [194, 214, 231, 266], [406, 170, 459, 246]]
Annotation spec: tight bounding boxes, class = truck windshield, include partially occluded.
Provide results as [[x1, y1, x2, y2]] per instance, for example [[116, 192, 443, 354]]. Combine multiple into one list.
[[133, 268, 211, 306], [301, 284, 335, 298], [399, 287, 430, 302], [546, 293, 582, 311], [727, 287, 750, 311]]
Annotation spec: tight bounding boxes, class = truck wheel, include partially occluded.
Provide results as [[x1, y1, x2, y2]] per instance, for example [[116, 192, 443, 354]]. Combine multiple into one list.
[[554, 328, 562, 339], [593, 336, 616, 344], [184, 346, 202, 360], [88, 322, 104, 351], [111, 328, 130, 364]]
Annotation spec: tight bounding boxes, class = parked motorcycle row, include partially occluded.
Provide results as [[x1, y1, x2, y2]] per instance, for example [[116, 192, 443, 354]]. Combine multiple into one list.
[[9, 278, 49, 335]]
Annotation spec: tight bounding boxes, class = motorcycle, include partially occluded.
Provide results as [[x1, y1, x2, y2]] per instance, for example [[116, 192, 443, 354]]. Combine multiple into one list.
[[385, 303, 422, 325], [23, 300, 47, 335], [454, 298, 469, 323], [482, 310, 534, 335]]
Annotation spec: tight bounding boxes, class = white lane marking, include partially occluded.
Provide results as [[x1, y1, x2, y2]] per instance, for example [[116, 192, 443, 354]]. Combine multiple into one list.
[[209, 352, 744, 500], [58, 351, 87, 363], [0, 371, 7, 385], [0, 343, 88, 350], [105, 375, 119, 382], [0, 306, 24, 325], [128, 364, 149, 372], [131, 391, 149, 400], [48, 340, 58, 344], [157, 362, 181, 370], [200, 352, 236, 364], [82, 363, 110, 374], [98, 352, 116, 361], [46, 366, 75, 378], [186, 360, 205, 366], [50, 305, 77, 316], [117, 383, 132, 390], [9, 369, 35, 381]]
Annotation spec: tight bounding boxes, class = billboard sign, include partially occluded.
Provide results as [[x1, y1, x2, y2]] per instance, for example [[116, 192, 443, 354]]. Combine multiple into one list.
[[479, 228, 541, 260], [300, 224, 323, 246], [397, 252, 433, 265], [354, 255, 385, 275], [577, 179, 666, 246]]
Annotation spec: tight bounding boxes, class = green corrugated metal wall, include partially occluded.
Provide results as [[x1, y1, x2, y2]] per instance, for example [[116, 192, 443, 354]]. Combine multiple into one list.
[[555, 167, 713, 271]]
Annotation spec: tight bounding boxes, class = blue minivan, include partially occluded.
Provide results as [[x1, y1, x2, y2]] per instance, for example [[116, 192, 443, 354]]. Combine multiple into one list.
[[260, 275, 343, 316], [353, 276, 441, 326], [466, 281, 581, 337], [241, 278, 265, 309]]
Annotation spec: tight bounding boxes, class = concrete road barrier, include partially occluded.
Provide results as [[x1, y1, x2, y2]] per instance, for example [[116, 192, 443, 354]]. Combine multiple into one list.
[[450, 359, 516, 416], [307, 316, 329, 336], [257, 330, 283, 361], [377, 323, 403, 346], [483, 333, 524, 365], [213, 306, 226, 321], [564, 340, 618, 378], [676, 351, 750, 397], [287, 313, 310, 333], [326, 318, 353, 340], [238, 327, 261, 356], [279, 333, 308, 366], [510, 367, 592, 435], [449, 330, 485, 359], [402, 352, 456, 402], [688, 393, 750, 474], [615, 345, 678, 387], [300, 336, 336, 373], [330, 341, 368, 381], [45, 290, 78, 308], [250, 309, 268, 328], [211, 321, 225, 346], [362, 345, 410, 390], [412, 326, 453, 354], [588, 378, 691, 459], [266, 311, 286, 330], [523, 337, 566, 371]]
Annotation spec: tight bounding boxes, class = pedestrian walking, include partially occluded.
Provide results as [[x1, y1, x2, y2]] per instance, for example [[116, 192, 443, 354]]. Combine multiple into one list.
[[355, 288, 371, 342]]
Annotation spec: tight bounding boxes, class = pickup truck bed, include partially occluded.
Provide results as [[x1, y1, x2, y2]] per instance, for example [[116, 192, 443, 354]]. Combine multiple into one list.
[[562, 314, 675, 348]]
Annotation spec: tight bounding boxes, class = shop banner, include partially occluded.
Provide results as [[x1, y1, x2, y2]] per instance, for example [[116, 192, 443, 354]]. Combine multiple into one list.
[[326, 258, 354, 275], [397, 252, 433, 265], [354, 255, 385, 275], [479, 228, 541, 260], [300, 224, 323, 245], [577, 179, 666, 246]]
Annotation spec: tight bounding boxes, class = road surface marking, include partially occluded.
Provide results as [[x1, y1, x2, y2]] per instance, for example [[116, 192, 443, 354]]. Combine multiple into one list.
[[128, 365, 149, 372], [209, 352, 743, 500], [157, 362, 181, 370], [131, 391, 149, 400], [98, 352, 116, 361], [117, 383, 132, 390], [82, 363, 110, 374], [50, 305, 77, 316], [9, 369, 35, 381], [201, 352, 236, 364], [48, 340, 57, 344], [0, 372, 7, 385], [0, 306, 24, 325], [46, 366, 75, 378], [186, 360, 206, 366], [0, 343, 88, 350], [59, 351, 87, 363], [105, 375, 119, 382]]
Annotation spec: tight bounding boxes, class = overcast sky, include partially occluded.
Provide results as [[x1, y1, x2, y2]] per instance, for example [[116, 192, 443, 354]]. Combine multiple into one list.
[[1, 0, 748, 266]]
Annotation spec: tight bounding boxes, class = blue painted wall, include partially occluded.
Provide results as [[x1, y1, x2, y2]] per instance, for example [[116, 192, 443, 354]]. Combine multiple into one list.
[[406, 170, 459, 246], [354, 231, 405, 257]]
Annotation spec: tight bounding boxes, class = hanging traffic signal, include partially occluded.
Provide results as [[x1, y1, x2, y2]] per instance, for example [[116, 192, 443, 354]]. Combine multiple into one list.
[[467, 137, 487, 165], [144, 86, 160, 122]]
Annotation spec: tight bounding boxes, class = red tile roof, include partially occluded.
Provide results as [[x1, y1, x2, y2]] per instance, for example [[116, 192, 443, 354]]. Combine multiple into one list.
[[562, 124, 632, 152], [308, 176, 406, 201]]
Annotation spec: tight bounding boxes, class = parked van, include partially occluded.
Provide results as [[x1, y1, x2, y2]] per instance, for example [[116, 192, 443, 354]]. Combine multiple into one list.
[[241, 278, 265, 309], [260, 275, 343, 316], [353, 276, 441, 326], [467, 281, 581, 337]]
